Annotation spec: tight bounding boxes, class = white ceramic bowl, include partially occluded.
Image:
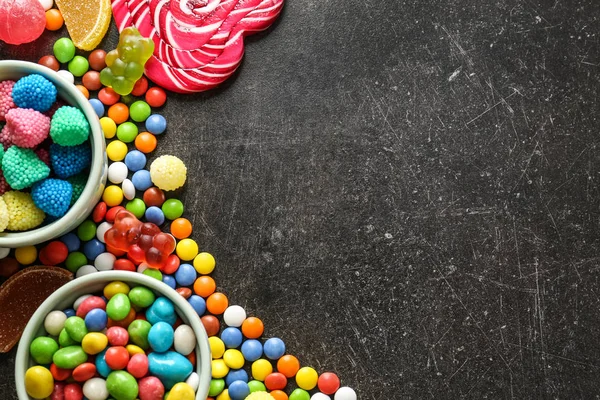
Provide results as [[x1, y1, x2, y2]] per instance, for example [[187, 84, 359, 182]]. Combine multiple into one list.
[[0, 60, 107, 247], [15, 271, 211, 400]]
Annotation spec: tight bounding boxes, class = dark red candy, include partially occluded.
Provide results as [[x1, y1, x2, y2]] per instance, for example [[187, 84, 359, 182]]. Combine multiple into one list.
[[50, 382, 65, 400], [0, 257, 19, 278], [143, 187, 165, 207], [63, 383, 83, 400], [176, 287, 192, 299], [201, 315, 220, 336], [92, 202, 107, 223]]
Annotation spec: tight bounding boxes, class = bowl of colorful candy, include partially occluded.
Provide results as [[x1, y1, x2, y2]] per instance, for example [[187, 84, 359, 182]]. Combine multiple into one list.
[[0, 60, 106, 248], [15, 270, 211, 400]]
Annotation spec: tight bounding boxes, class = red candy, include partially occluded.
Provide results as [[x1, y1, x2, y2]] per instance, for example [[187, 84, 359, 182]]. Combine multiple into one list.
[[105, 346, 130, 370], [145, 87, 166, 108], [105, 206, 126, 223], [51, 382, 65, 400], [106, 326, 129, 346], [175, 287, 191, 299], [317, 372, 340, 395], [113, 258, 136, 272], [138, 376, 165, 400], [0, 0, 46, 45], [39, 241, 68, 265], [72, 363, 96, 382], [265, 372, 287, 390], [93, 202, 107, 223], [63, 383, 83, 400], [142, 187, 165, 207], [127, 353, 149, 378], [50, 363, 71, 381], [160, 254, 180, 274], [131, 76, 149, 97], [75, 296, 106, 318]]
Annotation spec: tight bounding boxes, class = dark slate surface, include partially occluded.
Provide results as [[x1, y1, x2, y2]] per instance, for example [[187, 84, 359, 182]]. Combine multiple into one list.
[[3, 0, 600, 398]]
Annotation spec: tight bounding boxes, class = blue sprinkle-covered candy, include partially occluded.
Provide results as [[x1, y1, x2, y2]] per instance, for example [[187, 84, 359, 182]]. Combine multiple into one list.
[[131, 170, 152, 191], [32, 178, 73, 217], [12, 74, 57, 112], [124, 150, 146, 172], [50, 143, 91, 178]]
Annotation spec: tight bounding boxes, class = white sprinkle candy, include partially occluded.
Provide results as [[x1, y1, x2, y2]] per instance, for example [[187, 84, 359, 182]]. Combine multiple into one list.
[[223, 305, 246, 327], [96, 222, 113, 243], [334, 387, 357, 400], [44, 310, 67, 336], [94, 252, 116, 271], [57, 69, 75, 85], [76, 264, 98, 278], [122, 179, 135, 200]]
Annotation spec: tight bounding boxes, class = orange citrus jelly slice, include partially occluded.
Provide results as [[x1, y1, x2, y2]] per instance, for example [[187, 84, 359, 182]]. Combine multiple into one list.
[[54, 0, 111, 51]]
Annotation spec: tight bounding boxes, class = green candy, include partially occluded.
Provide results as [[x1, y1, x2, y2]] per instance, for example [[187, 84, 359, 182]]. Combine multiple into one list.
[[208, 379, 225, 397], [127, 319, 151, 350], [129, 101, 151, 122], [52, 346, 87, 369], [125, 199, 146, 219], [65, 252, 87, 273], [161, 199, 184, 220], [53, 38, 76, 63], [67, 174, 87, 206], [106, 371, 139, 400], [2, 146, 50, 190], [128, 286, 155, 308], [58, 328, 76, 347], [248, 380, 267, 393], [142, 268, 162, 281], [29, 337, 59, 364], [289, 389, 311, 400], [68, 56, 89, 77], [64, 316, 87, 342], [107, 293, 131, 321], [50, 106, 90, 146], [77, 220, 97, 241], [116, 122, 138, 143]]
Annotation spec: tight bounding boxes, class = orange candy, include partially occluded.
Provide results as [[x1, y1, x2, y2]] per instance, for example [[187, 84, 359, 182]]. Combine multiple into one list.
[[277, 355, 300, 378], [75, 85, 89, 99], [206, 292, 228, 315], [107, 103, 129, 124], [170, 218, 192, 239], [193, 276, 216, 298], [241, 317, 264, 339], [270, 390, 288, 400], [134, 132, 157, 153], [45, 9, 64, 31]]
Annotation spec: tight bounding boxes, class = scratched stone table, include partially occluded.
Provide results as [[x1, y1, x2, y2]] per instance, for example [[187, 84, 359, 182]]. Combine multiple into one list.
[[2, 0, 600, 398]]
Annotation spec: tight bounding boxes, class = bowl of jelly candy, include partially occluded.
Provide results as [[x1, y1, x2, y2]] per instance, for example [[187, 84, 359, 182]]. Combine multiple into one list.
[[15, 270, 212, 400], [0, 60, 107, 247]]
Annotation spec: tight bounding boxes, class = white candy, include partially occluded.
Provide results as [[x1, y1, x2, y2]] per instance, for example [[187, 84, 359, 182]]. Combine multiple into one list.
[[38, 0, 54, 10], [108, 162, 128, 184], [312, 394, 332, 400], [94, 252, 116, 271], [334, 387, 357, 400], [76, 264, 98, 278], [137, 263, 149, 274], [83, 378, 109, 400], [185, 372, 200, 391], [57, 70, 75, 84], [173, 324, 196, 356], [96, 222, 113, 243], [122, 179, 135, 200], [73, 294, 92, 310], [0, 247, 10, 259], [44, 310, 67, 336], [223, 305, 246, 327]]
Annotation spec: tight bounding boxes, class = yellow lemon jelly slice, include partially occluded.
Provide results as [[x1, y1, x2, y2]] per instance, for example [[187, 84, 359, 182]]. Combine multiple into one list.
[[54, 0, 112, 50]]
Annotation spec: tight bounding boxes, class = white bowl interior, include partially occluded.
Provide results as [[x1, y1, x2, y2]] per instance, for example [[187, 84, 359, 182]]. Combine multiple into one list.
[[0, 60, 107, 247], [15, 271, 211, 400]]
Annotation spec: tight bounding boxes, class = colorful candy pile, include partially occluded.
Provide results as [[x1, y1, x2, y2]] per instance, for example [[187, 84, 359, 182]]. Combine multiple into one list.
[[25, 280, 200, 400]]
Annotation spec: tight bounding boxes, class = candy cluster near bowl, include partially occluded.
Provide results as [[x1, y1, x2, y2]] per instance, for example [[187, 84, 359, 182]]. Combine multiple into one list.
[[0, 60, 107, 248], [15, 271, 211, 400]]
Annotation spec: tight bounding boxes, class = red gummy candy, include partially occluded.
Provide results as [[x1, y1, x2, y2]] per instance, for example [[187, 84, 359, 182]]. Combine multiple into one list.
[[0, 0, 46, 45]]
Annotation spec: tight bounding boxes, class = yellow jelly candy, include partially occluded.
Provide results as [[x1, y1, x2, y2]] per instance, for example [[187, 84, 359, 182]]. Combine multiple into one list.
[[126, 344, 145, 356], [25, 366, 54, 399], [81, 332, 108, 354], [103, 281, 130, 299], [166, 382, 195, 400], [54, 0, 112, 50], [245, 393, 276, 400]]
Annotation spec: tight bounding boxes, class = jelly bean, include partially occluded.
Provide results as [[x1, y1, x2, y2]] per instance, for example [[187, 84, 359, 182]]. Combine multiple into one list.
[[247, 380, 266, 393], [206, 292, 228, 315], [59, 328, 77, 347], [208, 379, 225, 397], [228, 380, 250, 400], [30, 336, 59, 364], [25, 366, 54, 399], [188, 295, 206, 316], [296, 367, 318, 390], [193, 276, 216, 298], [74, 296, 92, 311], [240, 339, 263, 362], [105, 293, 131, 321], [76, 296, 107, 318], [221, 327, 243, 349], [289, 389, 310, 400], [251, 359, 272, 381], [51, 382, 66, 400], [64, 383, 83, 400], [225, 369, 249, 386], [126, 353, 149, 378], [265, 373, 287, 391], [53, 346, 87, 369], [138, 376, 165, 400], [317, 372, 340, 395], [277, 355, 300, 378], [128, 319, 152, 350], [223, 306, 246, 328], [161, 199, 184, 220], [44, 310, 67, 336], [82, 377, 108, 400], [145, 114, 167, 135], [212, 359, 229, 379], [166, 382, 195, 400], [122, 178, 136, 200], [108, 162, 128, 184], [174, 263, 196, 286], [95, 348, 112, 378], [241, 317, 264, 339], [76, 264, 98, 278], [334, 387, 356, 400], [81, 332, 108, 354], [127, 287, 154, 309], [65, 317, 88, 342], [72, 363, 96, 382], [148, 351, 193, 390], [108, 307, 137, 329], [106, 370, 139, 400], [223, 349, 245, 369], [173, 324, 196, 356], [104, 281, 130, 299], [263, 338, 285, 360], [64, 308, 76, 318], [185, 372, 200, 391], [146, 297, 176, 326], [148, 321, 174, 352], [50, 363, 71, 381], [201, 315, 220, 337], [105, 346, 130, 370]]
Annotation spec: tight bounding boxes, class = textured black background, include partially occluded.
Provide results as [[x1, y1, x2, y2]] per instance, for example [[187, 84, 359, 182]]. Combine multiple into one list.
[[3, 0, 600, 398]]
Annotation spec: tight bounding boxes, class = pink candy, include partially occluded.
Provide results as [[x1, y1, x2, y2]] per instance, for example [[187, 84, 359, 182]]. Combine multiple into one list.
[[5, 108, 50, 148], [0, 0, 46, 45], [75, 296, 107, 318], [127, 353, 149, 378], [0, 80, 15, 120], [107, 326, 129, 346], [138, 376, 164, 400]]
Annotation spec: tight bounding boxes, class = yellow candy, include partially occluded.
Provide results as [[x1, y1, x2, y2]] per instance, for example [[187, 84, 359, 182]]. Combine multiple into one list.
[[149, 155, 187, 191], [100, 117, 117, 139], [211, 359, 229, 378], [176, 238, 199, 261], [245, 393, 276, 400], [251, 359, 273, 381], [216, 389, 231, 400], [106, 140, 128, 161], [15, 245, 38, 265], [24, 366, 54, 399], [54, 0, 111, 51], [296, 366, 318, 390], [103, 281, 130, 299], [81, 332, 108, 354], [193, 252, 215, 275], [126, 344, 145, 356], [209, 336, 225, 359], [0, 196, 8, 232], [3, 191, 45, 231], [223, 349, 245, 369], [102, 185, 124, 207], [166, 382, 195, 400]]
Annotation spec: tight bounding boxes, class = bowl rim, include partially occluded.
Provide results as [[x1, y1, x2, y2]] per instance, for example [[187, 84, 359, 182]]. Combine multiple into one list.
[[0, 60, 107, 248], [14, 271, 211, 400]]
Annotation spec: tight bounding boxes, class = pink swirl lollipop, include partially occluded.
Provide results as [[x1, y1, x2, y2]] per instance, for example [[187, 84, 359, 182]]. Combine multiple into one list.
[[111, 0, 284, 93]]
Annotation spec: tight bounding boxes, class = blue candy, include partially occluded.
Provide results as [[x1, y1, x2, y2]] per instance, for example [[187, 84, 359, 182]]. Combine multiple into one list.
[[95, 348, 112, 378], [32, 178, 73, 217], [148, 321, 175, 352], [85, 308, 108, 332], [221, 327, 243, 349], [12, 74, 57, 112], [145, 114, 167, 135], [50, 143, 91, 178], [88, 99, 104, 118], [240, 339, 263, 362], [263, 337, 286, 360], [145, 206, 165, 226], [146, 297, 177, 326], [162, 274, 176, 289], [63, 308, 76, 318], [83, 239, 105, 260], [187, 295, 206, 316], [131, 170, 152, 191], [148, 351, 193, 389], [228, 380, 250, 400], [225, 369, 249, 386], [124, 150, 146, 172], [174, 263, 195, 286], [60, 233, 81, 252]]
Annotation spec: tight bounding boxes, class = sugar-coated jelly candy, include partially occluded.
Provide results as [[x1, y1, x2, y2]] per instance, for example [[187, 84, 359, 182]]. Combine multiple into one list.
[[0, 0, 46, 45]]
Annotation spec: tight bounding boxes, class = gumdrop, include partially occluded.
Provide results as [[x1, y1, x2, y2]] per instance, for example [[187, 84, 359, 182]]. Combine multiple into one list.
[[2, 191, 45, 231], [0, 81, 15, 121], [50, 106, 90, 146], [5, 108, 50, 148], [1, 146, 50, 190], [32, 178, 73, 217], [12, 75, 57, 112], [0, 0, 46, 45]]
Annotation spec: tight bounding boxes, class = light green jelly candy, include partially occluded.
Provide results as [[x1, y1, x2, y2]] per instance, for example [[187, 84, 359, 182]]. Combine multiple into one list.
[[29, 337, 59, 364], [59, 328, 76, 347], [106, 293, 131, 321], [64, 316, 87, 342], [106, 371, 139, 400], [127, 319, 151, 350], [52, 346, 87, 369], [128, 286, 155, 308]]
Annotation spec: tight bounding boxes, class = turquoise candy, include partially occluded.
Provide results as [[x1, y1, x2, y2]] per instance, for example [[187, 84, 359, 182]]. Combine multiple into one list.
[[96, 348, 112, 378], [52, 346, 87, 369], [106, 370, 139, 400], [147, 351, 193, 390], [64, 316, 88, 342], [145, 297, 176, 326], [148, 321, 174, 353], [106, 293, 131, 321], [128, 319, 152, 350]]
